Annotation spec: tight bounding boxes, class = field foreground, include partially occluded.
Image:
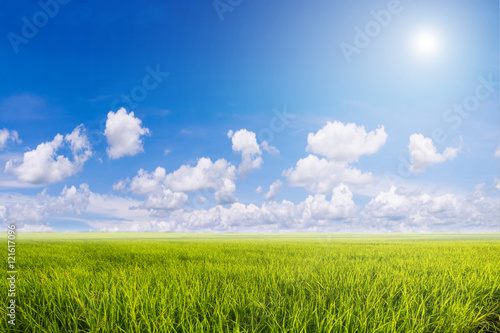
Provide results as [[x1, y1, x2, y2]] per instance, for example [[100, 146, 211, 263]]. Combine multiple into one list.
[[2, 233, 500, 332]]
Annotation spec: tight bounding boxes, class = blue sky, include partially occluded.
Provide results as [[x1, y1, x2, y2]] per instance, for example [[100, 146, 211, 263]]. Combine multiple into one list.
[[0, 0, 498, 232]]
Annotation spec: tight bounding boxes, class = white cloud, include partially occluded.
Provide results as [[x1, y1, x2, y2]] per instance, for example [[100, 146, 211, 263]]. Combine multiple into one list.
[[105, 108, 150, 159], [129, 167, 166, 195], [408, 134, 460, 174], [130, 184, 357, 232], [0, 183, 90, 226], [5, 180, 492, 233], [285, 154, 372, 194], [495, 146, 499, 158], [361, 185, 499, 232], [143, 189, 188, 210], [4, 125, 92, 184], [306, 121, 387, 163], [128, 157, 238, 205], [112, 178, 129, 191], [299, 184, 356, 220], [228, 129, 263, 176], [285, 122, 385, 194], [261, 141, 279, 155], [263, 180, 283, 200], [84, 182, 498, 233], [0, 128, 21, 150], [255, 186, 262, 194]]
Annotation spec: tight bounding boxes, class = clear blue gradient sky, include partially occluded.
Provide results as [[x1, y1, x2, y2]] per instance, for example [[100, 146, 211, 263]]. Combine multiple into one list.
[[0, 0, 498, 232]]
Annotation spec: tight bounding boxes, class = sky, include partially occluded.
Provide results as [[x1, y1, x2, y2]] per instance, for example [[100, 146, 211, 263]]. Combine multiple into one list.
[[0, 0, 498, 233]]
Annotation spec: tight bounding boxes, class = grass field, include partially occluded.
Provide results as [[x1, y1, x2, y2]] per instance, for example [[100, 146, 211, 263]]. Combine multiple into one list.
[[2, 233, 500, 332]]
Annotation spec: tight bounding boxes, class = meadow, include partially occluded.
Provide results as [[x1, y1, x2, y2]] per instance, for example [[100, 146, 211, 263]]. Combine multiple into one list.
[[2, 233, 500, 332]]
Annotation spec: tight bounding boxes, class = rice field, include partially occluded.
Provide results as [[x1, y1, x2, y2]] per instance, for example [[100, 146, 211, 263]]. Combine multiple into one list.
[[2, 233, 500, 332]]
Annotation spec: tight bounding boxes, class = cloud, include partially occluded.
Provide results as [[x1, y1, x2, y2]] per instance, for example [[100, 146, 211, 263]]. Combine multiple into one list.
[[261, 141, 279, 155], [495, 146, 499, 158], [105, 108, 150, 159], [285, 154, 372, 194], [361, 184, 498, 232], [408, 134, 460, 174], [0, 128, 21, 150], [125, 183, 357, 232], [112, 178, 129, 191], [306, 121, 387, 163], [116, 129, 264, 210], [228, 129, 263, 176], [7, 180, 493, 233], [124, 183, 495, 233], [4, 125, 92, 184], [263, 180, 283, 200], [299, 184, 356, 220], [255, 186, 262, 194], [143, 189, 188, 210], [128, 157, 238, 205], [0, 184, 90, 226], [285, 121, 385, 194]]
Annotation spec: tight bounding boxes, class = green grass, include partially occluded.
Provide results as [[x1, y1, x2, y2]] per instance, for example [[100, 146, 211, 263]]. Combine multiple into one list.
[[2, 233, 500, 332]]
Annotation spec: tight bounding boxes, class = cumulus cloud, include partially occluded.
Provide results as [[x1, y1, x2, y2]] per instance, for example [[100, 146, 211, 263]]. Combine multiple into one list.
[[285, 154, 372, 194], [4, 125, 92, 184], [285, 122, 385, 194], [228, 129, 263, 176], [105, 108, 150, 159], [361, 184, 499, 232], [263, 180, 283, 200], [0, 128, 21, 150], [306, 121, 387, 163], [128, 183, 495, 233], [0, 183, 90, 226], [299, 184, 356, 220], [408, 134, 460, 174], [8, 180, 492, 233], [143, 189, 188, 210], [121, 183, 357, 232], [128, 157, 238, 205]]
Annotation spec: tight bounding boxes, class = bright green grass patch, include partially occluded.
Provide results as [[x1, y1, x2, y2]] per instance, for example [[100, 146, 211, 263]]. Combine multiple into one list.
[[2, 233, 500, 332]]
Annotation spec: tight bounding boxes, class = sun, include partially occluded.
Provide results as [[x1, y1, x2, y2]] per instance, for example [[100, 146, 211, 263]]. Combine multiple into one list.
[[413, 30, 439, 57]]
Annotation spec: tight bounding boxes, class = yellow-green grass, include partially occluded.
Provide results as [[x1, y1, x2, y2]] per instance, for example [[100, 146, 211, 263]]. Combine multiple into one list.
[[2, 233, 500, 332]]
